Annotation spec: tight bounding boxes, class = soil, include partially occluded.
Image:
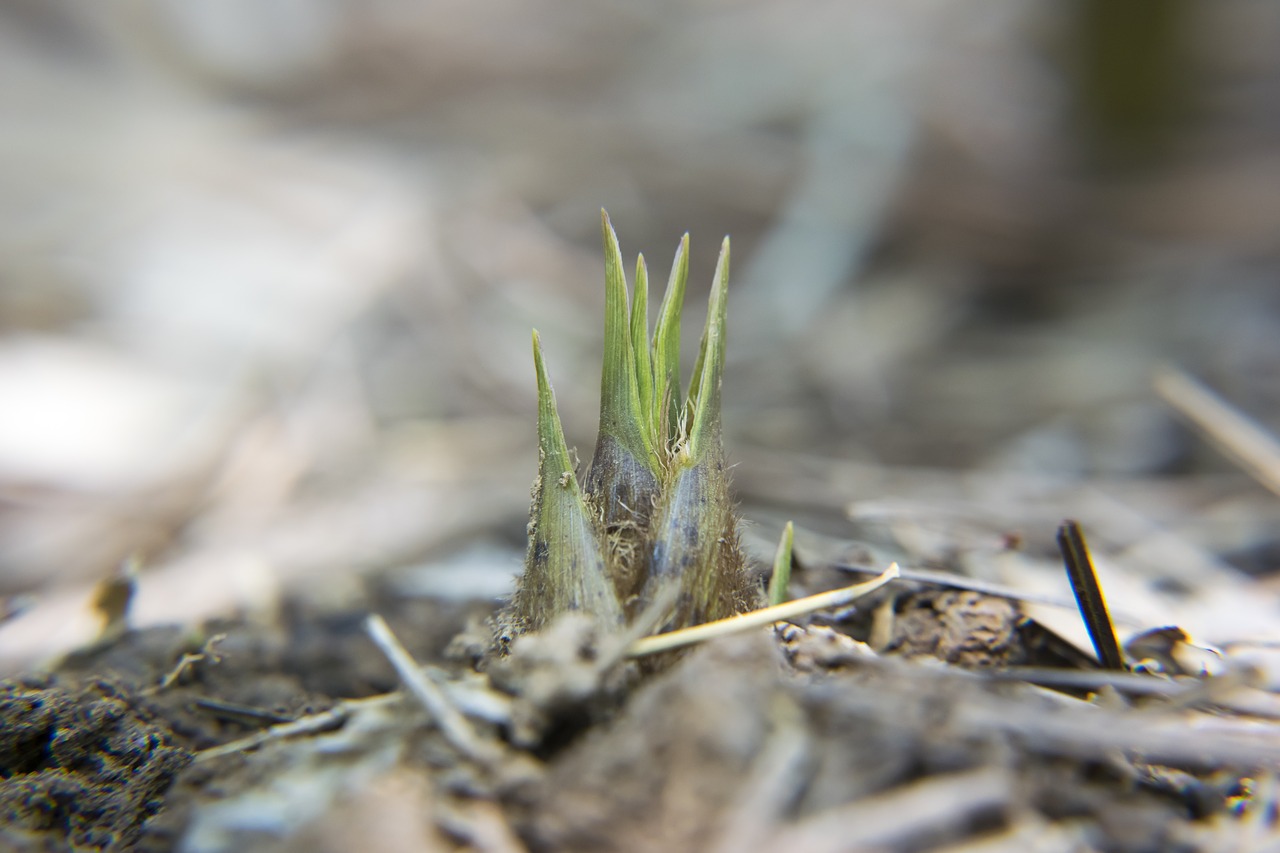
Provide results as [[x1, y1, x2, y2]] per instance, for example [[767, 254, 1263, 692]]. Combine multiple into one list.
[[0, 678, 188, 851], [0, 591, 492, 852], [0, 575, 1264, 853]]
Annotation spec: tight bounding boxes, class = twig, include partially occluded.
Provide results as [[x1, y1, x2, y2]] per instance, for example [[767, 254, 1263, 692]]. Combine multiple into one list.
[[628, 563, 899, 658], [822, 556, 1092, 615], [978, 666, 1278, 718], [980, 667, 1176, 697], [1057, 521, 1125, 671], [831, 657, 1280, 770], [365, 613, 500, 765], [597, 583, 682, 670], [1155, 365, 1280, 498], [194, 695, 396, 763], [144, 633, 226, 695], [192, 696, 294, 726], [710, 717, 809, 853], [928, 818, 1085, 853], [765, 767, 1011, 853], [450, 799, 530, 853], [976, 704, 1280, 770]]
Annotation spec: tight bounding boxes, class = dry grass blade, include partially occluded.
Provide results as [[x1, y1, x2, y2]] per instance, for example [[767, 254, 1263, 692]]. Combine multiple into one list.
[[1155, 365, 1280, 498], [193, 677, 514, 765], [597, 583, 681, 670], [191, 696, 295, 726], [764, 767, 1012, 853], [822, 555, 1088, 613], [145, 633, 226, 695], [928, 818, 1087, 853], [628, 563, 899, 657], [194, 695, 396, 763], [366, 613, 500, 765], [979, 666, 1182, 697], [830, 658, 1280, 771], [710, 719, 809, 853], [963, 695, 1280, 771]]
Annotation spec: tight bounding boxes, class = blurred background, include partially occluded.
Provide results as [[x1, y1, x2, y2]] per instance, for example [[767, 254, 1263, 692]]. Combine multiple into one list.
[[2, 0, 1279, 671]]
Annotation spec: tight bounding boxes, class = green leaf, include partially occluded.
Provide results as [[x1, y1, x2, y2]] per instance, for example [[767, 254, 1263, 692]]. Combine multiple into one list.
[[532, 330, 580, 488], [631, 253, 654, 434], [766, 521, 795, 606], [519, 330, 623, 628], [638, 236, 756, 630], [597, 210, 655, 466], [686, 237, 730, 461], [651, 233, 688, 443]]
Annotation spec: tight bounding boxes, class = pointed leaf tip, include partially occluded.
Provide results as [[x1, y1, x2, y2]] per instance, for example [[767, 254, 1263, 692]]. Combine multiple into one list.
[[767, 521, 794, 606], [600, 209, 620, 253], [652, 233, 689, 443], [631, 253, 654, 426], [532, 329, 573, 473], [596, 211, 654, 466], [522, 325, 622, 628], [687, 236, 730, 459]]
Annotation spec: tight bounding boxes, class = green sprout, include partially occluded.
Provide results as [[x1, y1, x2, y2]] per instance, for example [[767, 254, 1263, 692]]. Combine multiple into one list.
[[504, 211, 759, 640], [766, 521, 795, 607]]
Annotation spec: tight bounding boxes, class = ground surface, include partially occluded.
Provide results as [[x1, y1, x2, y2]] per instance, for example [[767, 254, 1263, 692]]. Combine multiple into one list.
[[1, 569, 1275, 852], [2, 3, 1280, 851]]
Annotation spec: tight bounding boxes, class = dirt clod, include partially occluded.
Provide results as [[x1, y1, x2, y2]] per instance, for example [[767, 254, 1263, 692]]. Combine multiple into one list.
[[888, 589, 1025, 667], [0, 678, 191, 852]]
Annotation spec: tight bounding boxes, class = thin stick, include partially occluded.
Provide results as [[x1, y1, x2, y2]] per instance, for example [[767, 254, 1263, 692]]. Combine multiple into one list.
[[767, 767, 1011, 853], [979, 667, 1168, 695], [143, 633, 226, 695], [366, 613, 499, 764], [823, 557, 1092, 615], [925, 819, 1084, 853], [598, 583, 681, 670], [192, 696, 295, 726], [628, 563, 899, 658], [833, 658, 1280, 770], [195, 695, 397, 763], [193, 674, 515, 764], [710, 723, 809, 853], [1056, 521, 1125, 671], [452, 799, 530, 853], [1155, 365, 1280, 498]]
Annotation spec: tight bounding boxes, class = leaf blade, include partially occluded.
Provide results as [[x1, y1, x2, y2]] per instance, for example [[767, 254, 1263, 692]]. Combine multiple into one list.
[[652, 233, 689, 443], [597, 210, 655, 466], [517, 330, 623, 629], [631, 253, 654, 436], [687, 236, 730, 460]]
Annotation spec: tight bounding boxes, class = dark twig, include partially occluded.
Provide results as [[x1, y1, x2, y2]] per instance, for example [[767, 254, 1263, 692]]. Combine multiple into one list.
[[1057, 520, 1125, 671], [192, 697, 295, 727], [195, 699, 380, 763]]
